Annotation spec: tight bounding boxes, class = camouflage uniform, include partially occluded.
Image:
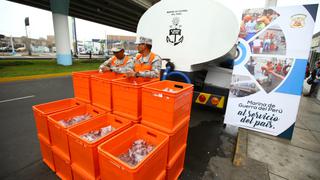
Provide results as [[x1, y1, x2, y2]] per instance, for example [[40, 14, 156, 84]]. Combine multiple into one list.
[[99, 56, 133, 74], [131, 36, 162, 78], [133, 53, 162, 78]]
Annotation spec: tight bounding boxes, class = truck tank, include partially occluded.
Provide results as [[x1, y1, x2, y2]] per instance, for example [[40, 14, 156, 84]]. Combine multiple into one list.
[[136, 0, 240, 111]]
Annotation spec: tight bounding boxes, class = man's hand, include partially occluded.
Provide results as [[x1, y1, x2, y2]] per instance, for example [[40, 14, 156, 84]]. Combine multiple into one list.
[[99, 66, 110, 73], [126, 70, 136, 77]]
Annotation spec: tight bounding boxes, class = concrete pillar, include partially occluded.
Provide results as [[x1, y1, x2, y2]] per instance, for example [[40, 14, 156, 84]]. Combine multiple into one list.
[[265, 0, 277, 8], [50, 0, 72, 66]]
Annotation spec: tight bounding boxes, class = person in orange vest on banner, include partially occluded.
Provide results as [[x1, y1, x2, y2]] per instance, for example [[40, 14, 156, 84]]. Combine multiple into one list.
[[126, 36, 162, 78], [99, 43, 132, 73]]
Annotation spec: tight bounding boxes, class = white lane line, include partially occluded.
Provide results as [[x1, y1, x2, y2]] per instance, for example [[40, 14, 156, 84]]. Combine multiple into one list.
[[0, 95, 35, 103]]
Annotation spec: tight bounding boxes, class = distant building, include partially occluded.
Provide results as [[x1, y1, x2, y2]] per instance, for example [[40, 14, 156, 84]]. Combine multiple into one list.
[[47, 35, 55, 52], [47, 35, 55, 45], [106, 35, 136, 50], [0, 36, 25, 49], [0, 35, 55, 52]]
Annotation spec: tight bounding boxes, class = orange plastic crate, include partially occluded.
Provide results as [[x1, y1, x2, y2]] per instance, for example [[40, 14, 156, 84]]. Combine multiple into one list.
[[48, 104, 106, 160], [68, 113, 132, 180], [141, 80, 193, 132], [112, 77, 159, 122], [72, 70, 101, 103], [143, 116, 189, 162], [38, 134, 55, 172], [72, 163, 94, 180], [52, 147, 73, 180], [166, 144, 187, 180], [98, 124, 169, 180], [32, 98, 83, 143], [91, 72, 125, 111], [157, 170, 166, 180]]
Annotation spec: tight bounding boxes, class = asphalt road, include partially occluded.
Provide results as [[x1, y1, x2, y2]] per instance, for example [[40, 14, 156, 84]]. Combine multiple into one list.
[[0, 76, 73, 179], [0, 76, 232, 180]]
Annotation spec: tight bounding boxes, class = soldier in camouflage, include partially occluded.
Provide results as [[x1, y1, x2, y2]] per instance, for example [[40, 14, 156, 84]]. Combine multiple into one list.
[[126, 36, 161, 78], [99, 43, 133, 74]]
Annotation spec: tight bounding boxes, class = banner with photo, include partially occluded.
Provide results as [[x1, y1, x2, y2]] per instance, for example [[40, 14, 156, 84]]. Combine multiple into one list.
[[224, 4, 318, 139]]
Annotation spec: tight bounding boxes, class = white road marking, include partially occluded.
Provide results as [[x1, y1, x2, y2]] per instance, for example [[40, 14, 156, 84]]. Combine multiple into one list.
[[0, 95, 35, 103]]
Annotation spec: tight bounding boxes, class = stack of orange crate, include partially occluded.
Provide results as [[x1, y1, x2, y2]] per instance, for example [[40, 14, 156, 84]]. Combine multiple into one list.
[[141, 80, 194, 180], [54, 70, 129, 180], [32, 70, 128, 180], [111, 77, 159, 123], [47, 104, 106, 180], [32, 98, 84, 172], [33, 69, 191, 180]]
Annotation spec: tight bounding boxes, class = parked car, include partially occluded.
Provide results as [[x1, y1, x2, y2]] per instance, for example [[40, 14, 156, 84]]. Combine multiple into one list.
[[79, 50, 92, 55], [0, 46, 14, 52], [0, 47, 7, 52]]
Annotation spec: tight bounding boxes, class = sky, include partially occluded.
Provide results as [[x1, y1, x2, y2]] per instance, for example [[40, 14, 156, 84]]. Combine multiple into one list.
[[0, 0, 319, 41]]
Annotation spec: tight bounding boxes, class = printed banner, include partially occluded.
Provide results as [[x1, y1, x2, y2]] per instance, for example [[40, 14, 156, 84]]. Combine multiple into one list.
[[224, 4, 318, 139]]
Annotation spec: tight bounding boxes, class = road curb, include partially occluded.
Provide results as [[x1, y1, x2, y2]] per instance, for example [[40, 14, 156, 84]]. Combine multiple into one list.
[[233, 128, 248, 166], [0, 72, 72, 83]]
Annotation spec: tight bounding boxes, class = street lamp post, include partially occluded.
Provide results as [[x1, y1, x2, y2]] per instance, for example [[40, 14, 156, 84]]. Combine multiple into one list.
[[73, 17, 78, 57], [25, 17, 32, 56], [10, 35, 15, 55]]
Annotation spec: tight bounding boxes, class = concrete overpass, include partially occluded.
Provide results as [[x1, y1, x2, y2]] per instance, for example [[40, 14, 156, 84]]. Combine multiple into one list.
[[8, 0, 160, 32], [7, 0, 159, 65]]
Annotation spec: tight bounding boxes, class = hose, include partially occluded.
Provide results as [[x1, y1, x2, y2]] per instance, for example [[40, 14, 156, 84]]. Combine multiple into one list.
[[161, 65, 171, 80], [162, 68, 192, 84], [162, 60, 191, 83]]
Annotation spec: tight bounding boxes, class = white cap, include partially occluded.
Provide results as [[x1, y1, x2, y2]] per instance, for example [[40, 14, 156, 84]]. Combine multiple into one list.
[[111, 42, 124, 52], [135, 36, 152, 45]]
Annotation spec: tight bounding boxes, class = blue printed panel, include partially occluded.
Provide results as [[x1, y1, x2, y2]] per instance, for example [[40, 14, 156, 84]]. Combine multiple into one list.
[[234, 42, 247, 66], [275, 59, 307, 95]]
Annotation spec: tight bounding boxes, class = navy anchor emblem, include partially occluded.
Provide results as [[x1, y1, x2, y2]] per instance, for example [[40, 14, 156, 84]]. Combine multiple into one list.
[[166, 17, 184, 46]]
